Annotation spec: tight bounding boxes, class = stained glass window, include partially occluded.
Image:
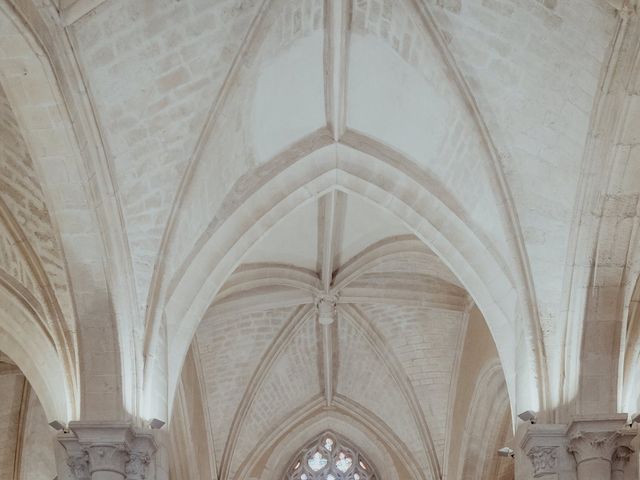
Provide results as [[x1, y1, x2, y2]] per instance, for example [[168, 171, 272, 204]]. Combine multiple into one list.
[[285, 432, 378, 480]]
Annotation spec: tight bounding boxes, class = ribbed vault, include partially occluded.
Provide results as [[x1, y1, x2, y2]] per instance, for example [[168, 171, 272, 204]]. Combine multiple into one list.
[[171, 192, 511, 480], [4, 0, 638, 479]]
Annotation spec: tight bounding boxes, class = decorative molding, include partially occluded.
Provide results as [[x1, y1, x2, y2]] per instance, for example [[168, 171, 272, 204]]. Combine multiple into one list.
[[126, 451, 151, 480], [66, 452, 90, 480], [61, 0, 110, 26], [527, 446, 558, 478], [332, 235, 444, 291], [316, 294, 339, 325], [323, 0, 351, 142], [566, 417, 637, 475], [0, 361, 21, 376], [568, 431, 614, 464], [216, 263, 321, 299], [11, 379, 30, 480], [612, 445, 634, 473], [86, 444, 129, 476], [567, 429, 635, 466]]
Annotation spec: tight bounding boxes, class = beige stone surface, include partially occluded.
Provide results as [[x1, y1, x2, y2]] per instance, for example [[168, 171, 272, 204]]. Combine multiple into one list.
[[0, 374, 23, 479], [3, 0, 640, 479], [18, 388, 57, 480]]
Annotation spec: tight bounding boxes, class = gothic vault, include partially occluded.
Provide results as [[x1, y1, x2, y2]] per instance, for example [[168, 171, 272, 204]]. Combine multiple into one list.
[[1, 0, 640, 479]]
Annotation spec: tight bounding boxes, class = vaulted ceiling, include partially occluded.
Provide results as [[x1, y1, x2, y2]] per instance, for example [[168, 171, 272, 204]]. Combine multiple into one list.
[[174, 192, 511, 479], [0, 0, 637, 479]]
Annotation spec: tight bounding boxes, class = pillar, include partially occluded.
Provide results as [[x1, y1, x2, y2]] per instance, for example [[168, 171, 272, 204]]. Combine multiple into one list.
[[518, 416, 637, 480], [611, 446, 634, 480], [567, 417, 635, 480]]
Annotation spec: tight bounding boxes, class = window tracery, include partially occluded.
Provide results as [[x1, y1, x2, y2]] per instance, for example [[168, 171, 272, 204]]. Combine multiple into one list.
[[285, 432, 378, 480]]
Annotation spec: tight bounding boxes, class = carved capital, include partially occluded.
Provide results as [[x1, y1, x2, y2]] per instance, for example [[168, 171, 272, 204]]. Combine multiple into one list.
[[59, 422, 158, 480], [86, 444, 129, 475], [66, 451, 90, 480], [126, 451, 151, 480], [527, 445, 558, 477], [612, 445, 634, 473], [568, 431, 621, 464]]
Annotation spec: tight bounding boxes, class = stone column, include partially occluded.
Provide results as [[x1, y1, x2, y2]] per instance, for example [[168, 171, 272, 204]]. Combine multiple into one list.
[[518, 417, 637, 480], [611, 446, 634, 480], [58, 422, 157, 480], [567, 416, 636, 480]]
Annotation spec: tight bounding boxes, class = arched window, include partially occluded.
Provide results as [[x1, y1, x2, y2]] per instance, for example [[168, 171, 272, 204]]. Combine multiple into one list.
[[285, 432, 378, 480]]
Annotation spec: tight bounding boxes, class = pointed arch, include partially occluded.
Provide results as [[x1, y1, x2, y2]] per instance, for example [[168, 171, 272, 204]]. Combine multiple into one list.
[[457, 360, 511, 480], [0, 0, 138, 419], [332, 235, 456, 291], [622, 272, 640, 412], [0, 193, 79, 414], [281, 430, 379, 480], [0, 281, 71, 422], [234, 396, 426, 480], [145, 132, 542, 434]]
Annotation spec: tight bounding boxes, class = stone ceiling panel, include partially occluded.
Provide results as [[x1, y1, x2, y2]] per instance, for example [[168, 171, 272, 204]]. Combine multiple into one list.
[[366, 254, 463, 288], [0, 84, 75, 332], [338, 194, 410, 266], [358, 303, 464, 464], [195, 305, 297, 465], [347, 0, 513, 263], [336, 314, 431, 473], [168, 0, 326, 283], [229, 312, 321, 478], [242, 192, 415, 272], [70, 0, 264, 317], [243, 198, 319, 271], [426, 0, 617, 340]]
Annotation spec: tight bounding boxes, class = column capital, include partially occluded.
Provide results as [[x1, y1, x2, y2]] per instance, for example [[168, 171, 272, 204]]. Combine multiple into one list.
[[59, 431, 91, 480], [520, 424, 566, 477], [566, 416, 636, 466], [59, 422, 158, 479], [611, 445, 634, 473], [66, 452, 91, 480], [85, 444, 129, 477]]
